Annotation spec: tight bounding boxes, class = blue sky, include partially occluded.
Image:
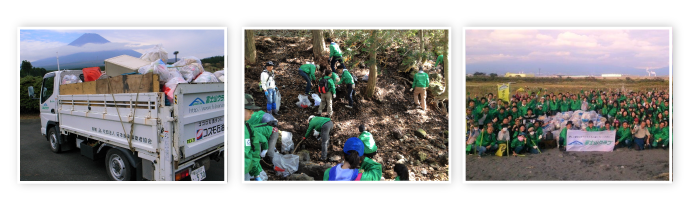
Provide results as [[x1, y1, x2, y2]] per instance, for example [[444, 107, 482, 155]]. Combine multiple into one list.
[[466, 29, 671, 76], [20, 29, 225, 62]]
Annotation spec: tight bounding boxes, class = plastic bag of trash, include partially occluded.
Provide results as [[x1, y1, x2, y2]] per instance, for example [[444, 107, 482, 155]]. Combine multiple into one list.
[[362, 73, 369, 81], [179, 63, 204, 82], [280, 131, 294, 153], [164, 77, 186, 104], [311, 93, 321, 106], [213, 69, 225, 82], [61, 74, 81, 85], [296, 94, 312, 108], [562, 112, 571, 120], [581, 113, 591, 123], [140, 44, 168, 62], [275, 90, 282, 112], [138, 60, 168, 77], [272, 153, 299, 177], [193, 72, 220, 83], [172, 56, 202, 67]]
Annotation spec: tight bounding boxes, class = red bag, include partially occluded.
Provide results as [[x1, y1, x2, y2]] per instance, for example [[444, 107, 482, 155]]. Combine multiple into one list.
[[82, 67, 102, 82]]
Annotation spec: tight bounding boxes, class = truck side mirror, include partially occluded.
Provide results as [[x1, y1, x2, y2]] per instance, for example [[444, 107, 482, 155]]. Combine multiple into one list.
[[28, 86, 36, 99]]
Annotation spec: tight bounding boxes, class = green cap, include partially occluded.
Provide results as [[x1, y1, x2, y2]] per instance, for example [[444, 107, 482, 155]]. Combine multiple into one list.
[[245, 94, 261, 110]]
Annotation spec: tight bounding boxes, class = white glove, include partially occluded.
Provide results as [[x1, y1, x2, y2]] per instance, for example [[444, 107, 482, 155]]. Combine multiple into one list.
[[333, 94, 336, 98], [317, 137, 322, 141], [260, 150, 268, 157], [313, 130, 320, 137], [533, 146, 538, 149], [410, 88, 413, 92]]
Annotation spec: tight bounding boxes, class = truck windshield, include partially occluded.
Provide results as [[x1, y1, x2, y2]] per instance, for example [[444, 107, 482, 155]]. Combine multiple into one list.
[[41, 75, 55, 104]]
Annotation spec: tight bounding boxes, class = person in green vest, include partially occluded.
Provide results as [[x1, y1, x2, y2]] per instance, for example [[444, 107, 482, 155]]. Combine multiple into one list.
[[526, 126, 541, 154], [560, 96, 570, 112], [298, 62, 319, 95], [357, 124, 377, 158], [328, 38, 345, 73], [336, 65, 355, 108], [616, 121, 633, 150], [475, 126, 498, 158], [511, 132, 527, 156], [549, 95, 559, 115], [434, 54, 444, 68], [244, 94, 264, 181], [323, 137, 382, 181], [651, 121, 669, 149], [304, 115, 334, 161], [559, 121, 572, 151], [570, 95, 582, 111], [317, 69, 337, 117], [585, 120, 600, 131], [393, 164, 409, 181], [410, 66, 430, 111]]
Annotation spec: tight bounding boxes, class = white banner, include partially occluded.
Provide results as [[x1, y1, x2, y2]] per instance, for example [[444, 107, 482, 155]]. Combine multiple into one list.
[[566, 130, 616, 152]]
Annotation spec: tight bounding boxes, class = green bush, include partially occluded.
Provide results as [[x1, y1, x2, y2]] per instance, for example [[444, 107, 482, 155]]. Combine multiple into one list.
[[20, 76, 43, 114]]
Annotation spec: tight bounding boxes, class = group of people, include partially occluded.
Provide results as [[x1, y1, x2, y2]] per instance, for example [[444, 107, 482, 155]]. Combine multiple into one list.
[[244, 38, 413, 181], [466, 87, 671, 157]]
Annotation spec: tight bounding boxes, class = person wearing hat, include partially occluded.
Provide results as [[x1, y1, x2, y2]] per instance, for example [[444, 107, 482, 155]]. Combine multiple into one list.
[[475, 126, 498, 158], [585, 120, 600, 132], [526, 126, 541, 154], [511, 132, 527, 156], [358, 124, 377, 158], [328, 38, 346, 73], [336, 64, 356, 108], [260, 61, 279, 114], [245, 106, 280, 162], [304, 115, 334, 161], [616, 121, 633, 150], [410, 66, 430, 111], [244, 94, 264, 181], [323, 137, 383, 181], [298, 62, 319, 96], [317, 69, 337, 117], [559, 121, 573, 150], [393, 164, 410, 181]]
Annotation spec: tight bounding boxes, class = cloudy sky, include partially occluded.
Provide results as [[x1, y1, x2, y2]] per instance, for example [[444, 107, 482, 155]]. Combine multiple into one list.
[[20, 29, 225, 62], [466, 29, 670, 76]]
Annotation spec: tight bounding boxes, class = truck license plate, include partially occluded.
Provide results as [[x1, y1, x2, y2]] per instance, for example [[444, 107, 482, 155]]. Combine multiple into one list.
[[191, 166, 206, 181]]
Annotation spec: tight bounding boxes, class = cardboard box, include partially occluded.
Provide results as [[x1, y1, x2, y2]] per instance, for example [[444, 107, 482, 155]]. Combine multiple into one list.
[[60, 73, 160, 95]]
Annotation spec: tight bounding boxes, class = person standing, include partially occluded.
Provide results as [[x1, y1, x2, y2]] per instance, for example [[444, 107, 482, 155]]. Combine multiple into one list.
[[631, 121, 651, 151], [317, 69, 337, 117], [410, 66, 430, 111], [328, 38, 345, 73], [260, 61, 278, 115], [298, 62, 319, 96], [304, 115, 334, 161], [337, 65, 356, 108], [559, 121, 573, 150]]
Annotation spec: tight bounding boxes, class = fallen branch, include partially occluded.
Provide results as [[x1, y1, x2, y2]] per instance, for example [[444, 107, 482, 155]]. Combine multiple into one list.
[[292, 138, 306, 154]]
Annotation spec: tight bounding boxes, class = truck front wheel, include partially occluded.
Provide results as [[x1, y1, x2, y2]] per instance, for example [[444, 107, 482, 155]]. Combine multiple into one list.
[[105, 149, 134, 181], [48, 127, 61, 153]]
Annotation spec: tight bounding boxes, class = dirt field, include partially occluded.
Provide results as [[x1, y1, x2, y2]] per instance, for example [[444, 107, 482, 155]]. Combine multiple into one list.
[[246, 36, 449, 181], [465, 79, 669, 97], [466, 147, 670, 181]]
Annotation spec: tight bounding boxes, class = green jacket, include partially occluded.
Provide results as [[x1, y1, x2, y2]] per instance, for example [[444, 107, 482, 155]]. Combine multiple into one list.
[[475, 131, 497, 147], [319, 75, 337, 95], [527, 131, 542, 148], [519, 104, 530, 116], [305, 116, 331, 138], [586, 126, 600, 132], [323, 157, 382, 181], [608, 107, 618, 117], [412, 72, 430, 88], [560, 100, 570, 112], [560, 127, 568, 146], [617, 127, 632, 143], [330, 72, 340, 84], [434, 55, 444, 67], [359, 131, 377, 154], [337, 70, 354, 85], [300, 64, 317, 81], [244, 124, 255, 174], [570, 99, 581, 110], [549, 100, 559, 111], [329, 43, 343, 57], [511, 138, 526, 149]]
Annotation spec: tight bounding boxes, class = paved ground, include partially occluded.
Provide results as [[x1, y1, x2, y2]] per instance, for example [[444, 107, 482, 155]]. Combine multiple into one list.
[[20, 118, 225, 181]]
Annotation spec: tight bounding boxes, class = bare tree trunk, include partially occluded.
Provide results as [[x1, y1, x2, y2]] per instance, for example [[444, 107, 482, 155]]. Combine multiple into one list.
[[244, 30, 257, 64], [312, 30, 327, 63], [418, 30, 424, 64], [436, 30, 449, 114], [365, 30, 378, 98]]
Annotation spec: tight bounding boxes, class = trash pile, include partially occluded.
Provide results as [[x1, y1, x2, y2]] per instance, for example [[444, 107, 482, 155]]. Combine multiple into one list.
[[540, 110, 607, 140]]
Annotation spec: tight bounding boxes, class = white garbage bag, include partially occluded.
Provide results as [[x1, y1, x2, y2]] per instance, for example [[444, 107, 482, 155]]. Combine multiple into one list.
[[213, 69, 225, 82], [140, 44, 168, 63], [296, 94, 312, 108], [61, 74, 81, 85], [193, 72, 220, 83], [311, 93, 321, 106], [272, 154, 299, 177], [362, 73, 369, 81], [280, 131, 294, 153], [164, 77, 186, 103], [179, 63, 204, 82], [275, 89, 282, 112]]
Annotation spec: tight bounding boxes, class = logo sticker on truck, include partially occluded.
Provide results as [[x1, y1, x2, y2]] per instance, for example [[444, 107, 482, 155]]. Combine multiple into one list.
[[186, 116, 224, 144], [189, 97, 206, 106]]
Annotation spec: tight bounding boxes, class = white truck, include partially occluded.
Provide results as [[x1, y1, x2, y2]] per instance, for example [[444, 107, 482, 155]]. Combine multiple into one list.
[[28, 70, 225, 181]]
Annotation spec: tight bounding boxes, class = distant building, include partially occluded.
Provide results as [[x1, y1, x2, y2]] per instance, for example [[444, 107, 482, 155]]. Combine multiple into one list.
[[504, 72, 535, 77], [601, 74, 622, 77]]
